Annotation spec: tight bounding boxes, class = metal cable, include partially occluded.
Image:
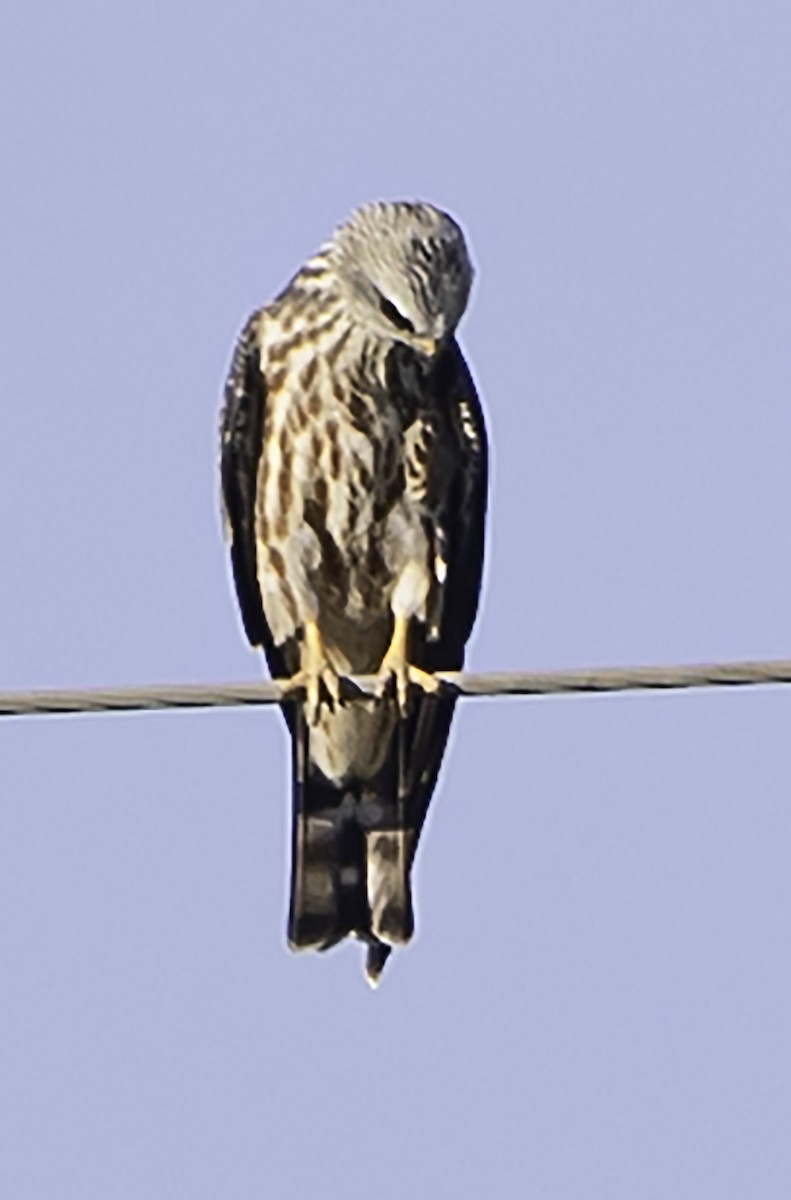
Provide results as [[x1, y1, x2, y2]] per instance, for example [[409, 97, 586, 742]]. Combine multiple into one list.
[[2, 658, 791, 718]]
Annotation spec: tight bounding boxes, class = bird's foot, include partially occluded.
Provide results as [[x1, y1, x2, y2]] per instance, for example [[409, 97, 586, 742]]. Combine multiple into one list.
[[377, 662, 440, 714], [281, 621, 342, 724], [375, 615, 439, 714]]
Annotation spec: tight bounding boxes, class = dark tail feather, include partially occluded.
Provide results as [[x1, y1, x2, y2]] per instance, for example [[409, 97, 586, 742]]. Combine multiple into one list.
[[365, 941, 392, 987], [365, 720, 414, 948], [286, 707, 414, 980], [287, 704, 355, 951]]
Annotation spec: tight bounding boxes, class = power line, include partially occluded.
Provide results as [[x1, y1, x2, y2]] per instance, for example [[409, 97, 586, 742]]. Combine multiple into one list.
[[2, 658, 791, 719]]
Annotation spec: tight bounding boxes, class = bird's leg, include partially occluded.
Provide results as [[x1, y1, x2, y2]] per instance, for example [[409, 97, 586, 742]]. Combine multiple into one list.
[[376, 614, 439, 713], [281, 620, 341, 724]]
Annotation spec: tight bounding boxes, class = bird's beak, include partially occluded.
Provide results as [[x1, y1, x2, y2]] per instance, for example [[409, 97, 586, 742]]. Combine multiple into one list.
[[414, 336, 438, 357]]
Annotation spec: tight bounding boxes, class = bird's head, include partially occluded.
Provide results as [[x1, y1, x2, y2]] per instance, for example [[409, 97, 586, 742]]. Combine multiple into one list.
[[326, 200, 473, 357]]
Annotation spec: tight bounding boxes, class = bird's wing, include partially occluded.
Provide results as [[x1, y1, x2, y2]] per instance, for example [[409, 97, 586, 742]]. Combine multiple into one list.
[[219, 312, 296, 683], [405, 337, 489, 846], [425, 337, 489, 656], [364, 338, 488, 983]]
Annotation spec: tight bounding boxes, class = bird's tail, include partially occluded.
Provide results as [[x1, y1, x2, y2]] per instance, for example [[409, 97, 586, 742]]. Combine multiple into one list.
[[287, 707, 414, 981]]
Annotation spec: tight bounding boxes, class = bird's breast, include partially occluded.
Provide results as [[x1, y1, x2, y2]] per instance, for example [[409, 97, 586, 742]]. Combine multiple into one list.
[[302, 399, 406, 617], [259, 354, 429, 659]]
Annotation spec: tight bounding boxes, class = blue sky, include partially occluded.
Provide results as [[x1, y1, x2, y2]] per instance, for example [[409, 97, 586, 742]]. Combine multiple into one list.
[[2, 2, 791, 1196]]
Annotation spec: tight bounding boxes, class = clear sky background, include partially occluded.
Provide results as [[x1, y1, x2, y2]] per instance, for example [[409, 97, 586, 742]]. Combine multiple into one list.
[[2, 2, 790, 1196]]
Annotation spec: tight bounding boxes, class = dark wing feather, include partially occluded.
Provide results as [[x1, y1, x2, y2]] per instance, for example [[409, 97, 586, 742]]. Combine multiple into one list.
[[406, 337, 489, 849], [425, 338, 488, 657], [364, 338, 487, 981], [219, 313, 294, 684]]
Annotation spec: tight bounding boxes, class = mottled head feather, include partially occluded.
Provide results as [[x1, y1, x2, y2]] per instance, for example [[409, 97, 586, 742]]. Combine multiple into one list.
[[323, 200, 474, 354]]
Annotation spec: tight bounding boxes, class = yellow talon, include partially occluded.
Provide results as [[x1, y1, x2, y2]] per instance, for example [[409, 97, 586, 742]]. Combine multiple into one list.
[[281, 620, 341, 724], [376, 615, 439, 713]]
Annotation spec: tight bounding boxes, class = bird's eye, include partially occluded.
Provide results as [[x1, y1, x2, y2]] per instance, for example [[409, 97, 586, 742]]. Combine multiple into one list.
[[378, 293, 415, 334]]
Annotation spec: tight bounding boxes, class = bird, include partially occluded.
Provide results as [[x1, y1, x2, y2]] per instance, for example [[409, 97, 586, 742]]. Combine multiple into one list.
[[219, 200, 487, 984]]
